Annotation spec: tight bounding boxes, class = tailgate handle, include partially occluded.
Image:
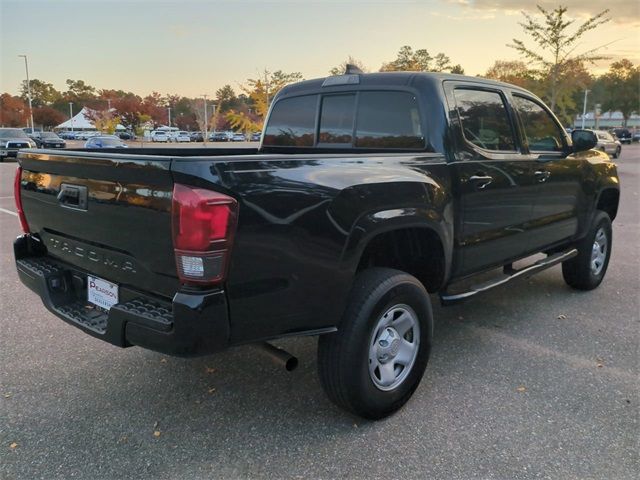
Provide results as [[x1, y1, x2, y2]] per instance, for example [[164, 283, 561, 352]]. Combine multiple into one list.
[[57, 184, 88, 210]]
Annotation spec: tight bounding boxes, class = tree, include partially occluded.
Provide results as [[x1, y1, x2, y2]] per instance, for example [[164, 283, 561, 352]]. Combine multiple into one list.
[[329, 56, 368, 76], [20, 79, 61, 108], [85, 108, 120, 134], [143, 92, 167, 125], [65, 79, 96, 99], [215, 85, 241, 113], [175, 112, 197, 131], [0, 93, 29, 127], [484, 60, 540, 92], [508, 5, 610, 112], [380, 46, 460, 73], [597, 59, 640, 127], [226, 69, 303, 130], [33, 106, 65, 129], [191, 98, 214, 136], [112, 96, 145, 133]]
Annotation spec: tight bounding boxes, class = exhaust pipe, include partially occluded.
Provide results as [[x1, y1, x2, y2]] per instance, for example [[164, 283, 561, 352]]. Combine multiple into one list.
[[258, 342, 298, 371]]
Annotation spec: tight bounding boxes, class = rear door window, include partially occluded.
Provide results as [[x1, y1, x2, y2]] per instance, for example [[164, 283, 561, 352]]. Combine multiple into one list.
[[512, 95, 564, 152], [453, 88, 516, 151], [263, 95, 318, 146], [355, 92, 424, 149]]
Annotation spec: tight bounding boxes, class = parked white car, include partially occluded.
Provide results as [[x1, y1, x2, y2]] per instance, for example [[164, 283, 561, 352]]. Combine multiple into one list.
[[172, 131, 191, 143], [151, 131, 170, 142]]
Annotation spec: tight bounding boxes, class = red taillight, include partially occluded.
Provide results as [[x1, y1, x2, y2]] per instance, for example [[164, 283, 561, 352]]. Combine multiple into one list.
[[14, 167, 29, 233], [171, 183, 237, 286]]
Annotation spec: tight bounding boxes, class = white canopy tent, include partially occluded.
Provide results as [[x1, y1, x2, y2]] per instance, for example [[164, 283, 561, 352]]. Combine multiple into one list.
[[55, 107, 125, 131]]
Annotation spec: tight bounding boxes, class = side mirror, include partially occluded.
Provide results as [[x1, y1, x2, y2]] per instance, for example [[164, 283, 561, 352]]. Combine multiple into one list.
[[571, 129, 597, 153]]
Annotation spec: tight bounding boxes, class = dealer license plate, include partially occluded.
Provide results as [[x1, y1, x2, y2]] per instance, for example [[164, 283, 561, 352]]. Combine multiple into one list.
[[87, 275, 119, 311]]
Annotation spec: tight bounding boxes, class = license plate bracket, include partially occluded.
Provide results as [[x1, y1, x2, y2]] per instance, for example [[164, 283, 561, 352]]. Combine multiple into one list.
[[87, 275, 119, 311]]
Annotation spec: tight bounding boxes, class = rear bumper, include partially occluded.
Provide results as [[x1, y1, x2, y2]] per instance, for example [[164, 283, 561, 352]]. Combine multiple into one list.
[[14, 234, 230, 356]]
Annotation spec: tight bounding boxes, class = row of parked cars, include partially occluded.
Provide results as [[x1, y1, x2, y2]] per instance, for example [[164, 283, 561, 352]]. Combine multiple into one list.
[[57, 130, 136, 141], [149, 130, 261, 143]]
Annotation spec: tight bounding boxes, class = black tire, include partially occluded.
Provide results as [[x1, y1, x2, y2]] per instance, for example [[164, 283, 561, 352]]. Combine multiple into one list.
[[613, 147, 621, 159], [317, 267, 433, 419], [562, 211, 612, 290]]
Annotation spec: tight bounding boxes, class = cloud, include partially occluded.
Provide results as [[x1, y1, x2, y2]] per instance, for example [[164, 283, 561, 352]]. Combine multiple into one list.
[[451, 0, 640, 25]]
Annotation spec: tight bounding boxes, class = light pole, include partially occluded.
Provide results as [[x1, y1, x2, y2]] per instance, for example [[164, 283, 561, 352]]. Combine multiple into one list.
[[202, 94, 208, 144], [167, 107, 172, 127], [581, 89, 589, 129], [18, 55, 34, 132], [69, 102, 74, 132]]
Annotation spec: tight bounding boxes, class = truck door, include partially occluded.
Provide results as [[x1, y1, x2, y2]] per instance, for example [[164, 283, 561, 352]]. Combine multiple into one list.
[[510, 94, 582, 250], [444, 83, 539, 276]]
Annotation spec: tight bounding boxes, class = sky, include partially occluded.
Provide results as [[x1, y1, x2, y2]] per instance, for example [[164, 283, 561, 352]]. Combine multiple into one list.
[[1, 0, 638, 98]]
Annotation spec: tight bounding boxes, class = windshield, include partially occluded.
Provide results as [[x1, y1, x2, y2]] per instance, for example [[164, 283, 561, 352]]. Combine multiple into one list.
[[41, 132, 60, 139], [0, 129, 29, 139]]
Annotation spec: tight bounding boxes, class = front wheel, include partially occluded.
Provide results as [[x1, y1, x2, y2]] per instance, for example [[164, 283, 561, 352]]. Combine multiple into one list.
[[562, 211, 612, 290], [613, 147, 621, 159], [317, 268, 433, 419]]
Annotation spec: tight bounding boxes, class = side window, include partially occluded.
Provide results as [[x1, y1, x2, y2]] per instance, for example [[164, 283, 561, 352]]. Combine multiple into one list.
[[355, 92, 424, 149], [263, 95, 317, 146], [319, 94, 355, 145], [512, 96, 564, 152], [453, 88, 516, 151]]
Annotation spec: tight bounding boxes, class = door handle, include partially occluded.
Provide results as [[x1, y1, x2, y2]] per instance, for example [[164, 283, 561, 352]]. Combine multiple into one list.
[[469, 175, 493, 189], [534, 170, 551, 182]]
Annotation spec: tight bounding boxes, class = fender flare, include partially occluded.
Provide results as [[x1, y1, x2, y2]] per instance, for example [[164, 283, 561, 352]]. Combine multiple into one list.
[[340, 207, 454, 285]]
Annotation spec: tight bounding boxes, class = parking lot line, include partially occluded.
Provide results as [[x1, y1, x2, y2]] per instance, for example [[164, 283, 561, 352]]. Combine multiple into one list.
[[0, 196, 13, 199], [0, 207, 17, 216]]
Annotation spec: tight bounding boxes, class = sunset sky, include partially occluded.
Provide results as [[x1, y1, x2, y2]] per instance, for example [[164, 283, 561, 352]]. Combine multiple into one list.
[[1, 0, 638, 98]]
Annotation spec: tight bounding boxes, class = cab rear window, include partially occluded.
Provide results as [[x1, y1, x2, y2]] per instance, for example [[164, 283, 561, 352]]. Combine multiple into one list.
[[263, 90, 424, 150]]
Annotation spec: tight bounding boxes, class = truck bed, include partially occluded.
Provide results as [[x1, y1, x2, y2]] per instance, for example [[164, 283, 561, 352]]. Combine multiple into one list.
[[17, 147, 450, 348]]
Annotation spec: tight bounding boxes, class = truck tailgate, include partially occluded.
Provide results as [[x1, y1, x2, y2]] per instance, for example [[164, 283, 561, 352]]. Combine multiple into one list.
[[18, 150, 179, 298]]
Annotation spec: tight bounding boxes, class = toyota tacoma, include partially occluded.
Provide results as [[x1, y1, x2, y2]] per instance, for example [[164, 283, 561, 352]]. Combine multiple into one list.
[[13, 70, 619, 419]]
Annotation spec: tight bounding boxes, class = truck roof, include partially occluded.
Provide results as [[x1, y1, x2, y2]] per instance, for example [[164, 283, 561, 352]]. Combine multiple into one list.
[[277, 71, 529, 99]]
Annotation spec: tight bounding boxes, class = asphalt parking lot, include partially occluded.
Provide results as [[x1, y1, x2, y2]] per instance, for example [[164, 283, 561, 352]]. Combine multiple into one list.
[[1, 146, 638, 479]]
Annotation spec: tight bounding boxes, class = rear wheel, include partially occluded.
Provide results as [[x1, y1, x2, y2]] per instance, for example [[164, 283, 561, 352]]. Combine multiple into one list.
[[562, 211, 612, 290], [317, 268, 433, 419]]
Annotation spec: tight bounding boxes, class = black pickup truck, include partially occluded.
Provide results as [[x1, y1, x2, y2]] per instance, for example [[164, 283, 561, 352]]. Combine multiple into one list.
[[13, 72, 619, 419]]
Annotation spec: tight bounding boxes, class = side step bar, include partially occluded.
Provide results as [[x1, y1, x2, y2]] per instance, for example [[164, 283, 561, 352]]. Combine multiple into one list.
[[440, 249, 578, 306]]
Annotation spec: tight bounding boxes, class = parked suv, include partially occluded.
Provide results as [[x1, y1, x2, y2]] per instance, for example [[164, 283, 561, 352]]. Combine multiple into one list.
[[30, 131, 66, 149], [613, 128, 632, 144], [593, 129, 622, 158], [0, 128, 36, 160]]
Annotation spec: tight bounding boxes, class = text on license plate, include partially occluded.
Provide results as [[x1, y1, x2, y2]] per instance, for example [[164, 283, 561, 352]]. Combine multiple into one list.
[[87, 275, 119, 310]]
